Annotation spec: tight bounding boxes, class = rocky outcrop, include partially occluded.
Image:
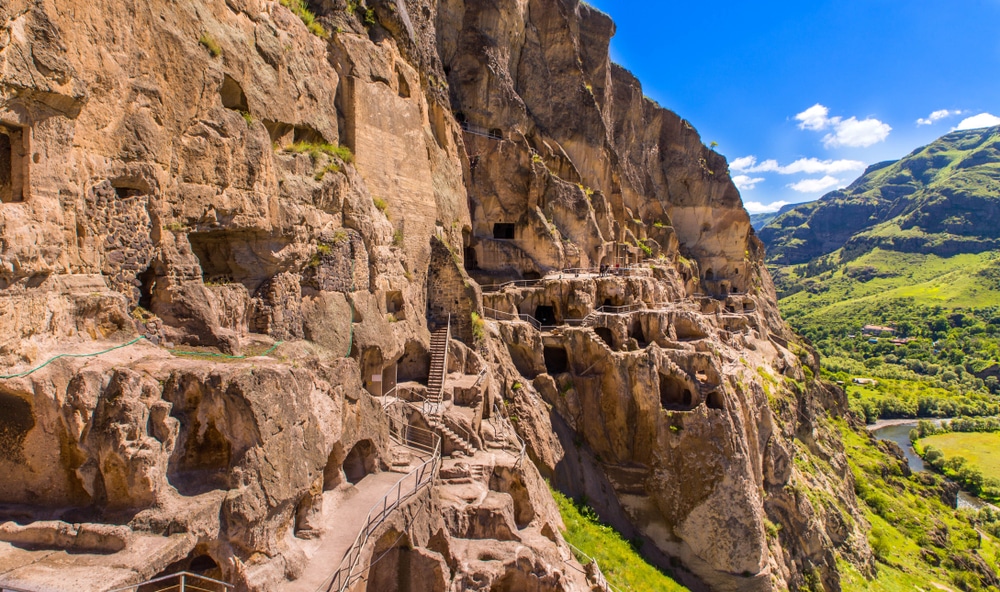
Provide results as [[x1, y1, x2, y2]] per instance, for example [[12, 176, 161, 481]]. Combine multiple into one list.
[[0, 0, 873, 590]]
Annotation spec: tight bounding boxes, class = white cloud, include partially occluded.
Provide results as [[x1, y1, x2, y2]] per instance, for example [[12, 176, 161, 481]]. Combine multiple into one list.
[[822, 117, 892, 148], [744, 200, 790, 214], [796, 104, 831, 131], [955, 112, 1000, 130], [917, 109, 962, 126], [787, 176, 843, 193], [731, 156, 864, 175], [732, 175, 765, 191], [794, 104, 891, 148]]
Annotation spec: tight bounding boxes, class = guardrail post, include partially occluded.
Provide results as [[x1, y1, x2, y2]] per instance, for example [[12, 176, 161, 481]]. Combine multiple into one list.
[[179, 574, 186, 592]]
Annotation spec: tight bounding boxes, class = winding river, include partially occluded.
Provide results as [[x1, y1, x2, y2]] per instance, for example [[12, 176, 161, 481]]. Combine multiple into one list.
[[869, 420, 989, 510]]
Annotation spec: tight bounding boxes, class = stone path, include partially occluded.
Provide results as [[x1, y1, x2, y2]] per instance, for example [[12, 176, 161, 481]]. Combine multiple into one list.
[[279, 468, 418, 592]]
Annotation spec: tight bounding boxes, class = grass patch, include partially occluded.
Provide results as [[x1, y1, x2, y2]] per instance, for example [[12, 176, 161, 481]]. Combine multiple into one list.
[[550, 487, 688, 592], [285, 141, 353, 163], [199, 33, 221, 57], [279, 0, 330, 38]]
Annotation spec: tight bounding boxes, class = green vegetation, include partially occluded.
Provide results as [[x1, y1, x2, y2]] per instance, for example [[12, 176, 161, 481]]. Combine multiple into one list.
[[470, 312, 485, 343], [550, 487, 688, 592], [839, 420, 1000, 591], [284, 141, 353, 163], [314, 162, 340, 181], [199, 33, 221, 57], [372, 196, 388, 214], [912, 422, 1000, 502], [280, 0, 329, 38], [392, 228, 404, 247]]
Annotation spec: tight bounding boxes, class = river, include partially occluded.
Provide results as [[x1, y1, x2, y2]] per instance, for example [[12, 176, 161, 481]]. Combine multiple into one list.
[[869, 420, 989, 511]]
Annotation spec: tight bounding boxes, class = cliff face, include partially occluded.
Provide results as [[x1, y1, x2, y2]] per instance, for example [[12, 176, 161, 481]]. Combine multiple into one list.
[[0, 1, 870, 590]]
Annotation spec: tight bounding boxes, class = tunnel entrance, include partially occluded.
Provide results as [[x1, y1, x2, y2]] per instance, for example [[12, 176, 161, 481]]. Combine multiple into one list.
[[493, 223, 516, 240], [0, 391, 34, 463], [0, 125, 25, 203], [659, 374, 695, 411], [706, 391, 725, 410], [594, 327, 614, 349], [137, 266, 156, 310], [464, 247, 479, 271], [543, 346, 569, 375], [534, 306, 556, 327], [343, 439, 378, 484]]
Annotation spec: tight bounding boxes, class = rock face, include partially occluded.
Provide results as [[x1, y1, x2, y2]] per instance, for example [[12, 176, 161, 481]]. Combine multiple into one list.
[[0, 0, 872, 590]]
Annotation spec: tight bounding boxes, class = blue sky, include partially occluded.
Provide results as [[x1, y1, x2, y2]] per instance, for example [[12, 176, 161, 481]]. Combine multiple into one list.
[[584, 0, 1000, 213]]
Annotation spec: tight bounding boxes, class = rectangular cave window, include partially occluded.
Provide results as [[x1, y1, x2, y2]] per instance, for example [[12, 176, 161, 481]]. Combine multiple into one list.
[[543, 346, 569, 375], [0, 125, 25, 204], [493, 223, 516, 240]]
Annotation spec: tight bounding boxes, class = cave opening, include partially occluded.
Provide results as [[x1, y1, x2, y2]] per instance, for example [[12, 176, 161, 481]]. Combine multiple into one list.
[[322, 443, 345, 491], [705, 268, 714, 280], [220, 74, 248, 112], [396, 69, 411, 98], [137, 266, 156, 311], [630, 322, 648, 347], [464, 247, 479, 271], [386, 290, 405, 319], [594, 327, 614, 349], [706, 391, 725, 410], [523, 271, 541, 280], [659, 373, 696, 411], [534, 305, 556, 327], [493, 223, 516, 240], [488, 128, 503, 140], [343, 439, 378, 484], [543, 346, 569, 375], [168, 416, 232, 496], [0, 125, 25, 204], [0, 391, 34, 463]]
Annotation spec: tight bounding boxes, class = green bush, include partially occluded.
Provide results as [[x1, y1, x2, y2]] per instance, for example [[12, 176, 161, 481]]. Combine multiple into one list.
[[199, 33, 221, 57], [279, 0, 330, 38]]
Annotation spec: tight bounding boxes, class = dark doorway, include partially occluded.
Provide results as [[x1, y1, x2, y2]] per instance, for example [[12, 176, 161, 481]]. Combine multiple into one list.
[[137, 266, 156, 310], [493, 223, 516, 240], [0, 126, 24, 204], [488, 128, 503, 140], [543, 346, 569, 375], [534, 306, 556, 326], [706, 391, 725, 410], [220, 75, 248, 111], [594, 327, 614, 349], [464, 247, 479, 271], [343, 440, 378, 484], [659, 374, 696, 411]]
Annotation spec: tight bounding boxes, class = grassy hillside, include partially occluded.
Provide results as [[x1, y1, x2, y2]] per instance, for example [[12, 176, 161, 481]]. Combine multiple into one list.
[[761, 126, 1000, 264], [551, 487, 688, 591]]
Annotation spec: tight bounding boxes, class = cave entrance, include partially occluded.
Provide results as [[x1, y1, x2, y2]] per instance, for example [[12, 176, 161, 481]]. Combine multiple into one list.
[[534, 306, 556, 327], [659, 373, 695, 411], [594, 327, 614, 349], [137, 266, 156, 310], [0, 125, 25, 204], [323, 443, 345, 491], [488, 128, 503, 140], [0, 391, 34, 464], [523, 271, 542, 281], [543, 346, 569, 375], [464, 247, 479, 271], [493, 223, 516, 240], [144, 552, 225, 592], [386, 290, 405, 319], [168, 416, 232, 496], [365, 530, 419, 592], [706, 391, 725, 410], [705, 268, 714, 281], [630, 322, 648, 347], [220, 75, 248, 112], [343, 439, 378, 484]]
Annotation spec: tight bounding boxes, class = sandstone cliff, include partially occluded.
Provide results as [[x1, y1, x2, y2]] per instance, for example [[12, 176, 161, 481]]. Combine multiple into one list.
[[0, 1, 872, 590]]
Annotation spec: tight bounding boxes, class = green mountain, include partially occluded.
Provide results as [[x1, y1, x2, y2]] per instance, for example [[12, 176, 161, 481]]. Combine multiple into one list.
[[760, 126, 1000, 264], [758, 126, 1000, 420]]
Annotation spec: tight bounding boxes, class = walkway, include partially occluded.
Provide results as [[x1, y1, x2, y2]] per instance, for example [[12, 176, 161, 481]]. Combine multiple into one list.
[[279, 467, 419, 592]]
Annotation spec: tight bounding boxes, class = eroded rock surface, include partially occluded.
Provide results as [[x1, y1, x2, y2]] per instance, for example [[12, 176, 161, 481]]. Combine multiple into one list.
[[0, 0, 871, 590]]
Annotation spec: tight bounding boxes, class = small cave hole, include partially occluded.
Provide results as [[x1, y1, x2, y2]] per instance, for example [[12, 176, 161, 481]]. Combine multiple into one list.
[[0, 391, 34, 463], [493, 223, 516, 240], [488, 128, 503, 140], [189, 555, 220, 574], [659, 373, 696, 411], [293, 125, 324, 144], [386, 290, 405, 319], [168, 416, 232, 496], [534, 305, 556, 326], [220, 74, 248, 112], [706, 391, 725, 410], [523, 271, 542, 280], [396, 69, 411, 98], [594, 327, 614, 349], [0, 125, 25, 204], [137, 266, 156, 311], [705, 268, 714, 281], [543, 346, 569, 375], [630, 322, 648, 347], [343, 439, 378, 484], [731, 286, 739, 294]]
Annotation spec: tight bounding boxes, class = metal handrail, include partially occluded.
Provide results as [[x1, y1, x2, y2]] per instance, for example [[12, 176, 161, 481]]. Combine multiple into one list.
[[563, 542, 623, 592], [319, 431, 441, 592], [106, 571, 234, 592], [480, 279, 543, 293], [492, 402, 527, 469], [483, 308, 543, 330]]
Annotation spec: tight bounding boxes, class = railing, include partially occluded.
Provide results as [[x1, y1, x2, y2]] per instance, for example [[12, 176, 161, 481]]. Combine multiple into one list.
[[1, 585, 40, 592], [460, 122, 503, 140], [319, 427, 442, 592], [483, 308, 543, 331], [107, 572, 234, 592], [563, 542, 623, 592], [492, 402, 527, 469], [480, 279, 543, 293]]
